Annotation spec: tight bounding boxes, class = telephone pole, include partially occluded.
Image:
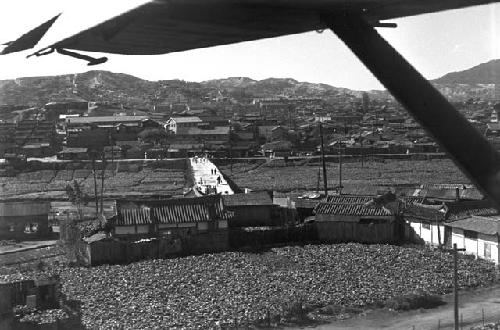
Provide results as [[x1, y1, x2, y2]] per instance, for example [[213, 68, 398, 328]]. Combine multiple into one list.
[[445, 243, 465, 330], [319, 122, 328, 196]]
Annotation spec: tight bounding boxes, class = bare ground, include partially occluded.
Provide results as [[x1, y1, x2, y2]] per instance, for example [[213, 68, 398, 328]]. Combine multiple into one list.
[[294, 285, 500, 330]]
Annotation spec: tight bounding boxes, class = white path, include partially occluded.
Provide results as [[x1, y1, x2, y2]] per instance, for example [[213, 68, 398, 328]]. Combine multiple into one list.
[[189, 157, 233, 195]]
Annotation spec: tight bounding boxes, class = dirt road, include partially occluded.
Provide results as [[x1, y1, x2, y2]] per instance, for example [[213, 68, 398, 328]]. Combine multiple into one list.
[[293, 285, 500, 330]]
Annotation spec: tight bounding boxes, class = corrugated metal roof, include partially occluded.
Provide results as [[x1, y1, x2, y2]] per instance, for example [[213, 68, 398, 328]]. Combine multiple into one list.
[[446, 215, 500, 235]]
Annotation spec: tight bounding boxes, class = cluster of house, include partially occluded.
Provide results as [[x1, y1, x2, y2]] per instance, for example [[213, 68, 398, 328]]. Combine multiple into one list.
[[2, 95, 500, 162], [1, 183, 499, 265], [303, 184, 500, 264]]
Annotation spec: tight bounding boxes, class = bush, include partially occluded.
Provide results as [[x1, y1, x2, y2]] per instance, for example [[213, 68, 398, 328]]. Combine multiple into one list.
[[383, 290, 444, 310]]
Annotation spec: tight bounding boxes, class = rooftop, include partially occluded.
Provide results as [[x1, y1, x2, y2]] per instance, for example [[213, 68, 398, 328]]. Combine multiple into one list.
[[112, 195, 232, 226], [169, 116, 202, 123], [314, 202, 393, 217], [446, 215, 500, 235], [67, 116, 150, 124], [186, 126, 230, 135]]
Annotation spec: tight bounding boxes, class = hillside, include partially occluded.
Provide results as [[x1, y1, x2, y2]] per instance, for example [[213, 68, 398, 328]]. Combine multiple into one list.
[[1, 60, 499, 109], [433, 59, 500, 85], [201, 77, 353, 98], [0, 71, 360, 108]]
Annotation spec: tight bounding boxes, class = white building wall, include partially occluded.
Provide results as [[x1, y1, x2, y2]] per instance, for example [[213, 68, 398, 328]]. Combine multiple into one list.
[[478, 233, 499, 264], [451, 228, 499, 264], [451, 228, 465, 249], [409, 221, 444, 246]]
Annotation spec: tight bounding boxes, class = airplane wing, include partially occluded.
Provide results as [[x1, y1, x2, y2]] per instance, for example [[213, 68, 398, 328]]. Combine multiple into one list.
[[2, 0, 499, 56]]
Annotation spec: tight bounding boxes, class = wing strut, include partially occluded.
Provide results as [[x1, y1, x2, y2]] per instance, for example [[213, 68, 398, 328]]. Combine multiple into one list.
[[323, 13, 500, 207]]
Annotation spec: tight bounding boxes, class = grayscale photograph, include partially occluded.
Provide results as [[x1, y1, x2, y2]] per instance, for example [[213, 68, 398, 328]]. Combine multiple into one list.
[[0, 0, 500, 329]]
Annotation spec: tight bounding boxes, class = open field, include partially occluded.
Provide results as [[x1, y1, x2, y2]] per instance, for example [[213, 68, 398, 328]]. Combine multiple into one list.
[[220, 158, 469, 192], [0, 159, 188, 199], [0, 158, 469, 198], [1, 243, 496, 329]]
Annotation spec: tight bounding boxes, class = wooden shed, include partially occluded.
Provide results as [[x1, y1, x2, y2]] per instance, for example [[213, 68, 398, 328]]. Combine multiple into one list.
[[222, 191, 276, 227], [313, 194, 402, 244], [0, 201, 51, 240]]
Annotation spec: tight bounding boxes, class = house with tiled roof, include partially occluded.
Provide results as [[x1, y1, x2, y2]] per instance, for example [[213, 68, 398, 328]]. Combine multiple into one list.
[[312, 192, 403, 244], [165, 116, 202, 134], [446, 215, 500, 264], [108, 195, 232, 253], [403, 199, 498, 247]]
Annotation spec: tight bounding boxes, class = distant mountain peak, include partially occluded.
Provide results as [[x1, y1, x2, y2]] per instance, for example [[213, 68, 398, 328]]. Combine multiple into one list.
[[433, 59, 500, 84]]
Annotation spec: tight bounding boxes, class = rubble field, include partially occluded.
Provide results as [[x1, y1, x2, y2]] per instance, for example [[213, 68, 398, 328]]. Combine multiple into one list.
[[1, 243, 497, 329], [222, 159, 468, 191]]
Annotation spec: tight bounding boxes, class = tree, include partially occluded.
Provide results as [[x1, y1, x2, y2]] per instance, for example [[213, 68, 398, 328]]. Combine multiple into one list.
[[64, 180, 89, 264], [138, 128, 168, 144]]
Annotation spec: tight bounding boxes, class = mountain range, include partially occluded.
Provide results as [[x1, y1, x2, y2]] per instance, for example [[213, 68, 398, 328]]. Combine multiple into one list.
[[0, 59, 498, 108]]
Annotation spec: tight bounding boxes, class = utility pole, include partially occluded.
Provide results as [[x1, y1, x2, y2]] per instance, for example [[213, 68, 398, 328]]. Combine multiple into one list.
[[319, 122, 328, 196], [91, 151, 99, 215], [100, 151, 106, 215], [229, 122, 233, 173], [445, 243, 465, 330], [453, 243, 465, 330], [360, 137, 364, 168], [338, 142, 343, 194], [316, 168, 320, 193]]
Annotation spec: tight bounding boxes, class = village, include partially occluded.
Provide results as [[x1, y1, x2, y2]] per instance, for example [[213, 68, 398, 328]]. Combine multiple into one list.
[[1, 90, 500, 164], [1, 145, 500, 328], [0, 52, 500, 330]]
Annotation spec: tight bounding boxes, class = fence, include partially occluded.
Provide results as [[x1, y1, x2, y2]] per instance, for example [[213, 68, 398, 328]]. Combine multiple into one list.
[[76, 237, 183, 266], [229, 224, 318, 249], [315, 221, 398, 244]]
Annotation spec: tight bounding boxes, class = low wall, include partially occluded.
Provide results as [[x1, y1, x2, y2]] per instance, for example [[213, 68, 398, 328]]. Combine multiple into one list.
[[77, 237, 182, 266], [315, 221, 398, 244], [182, 230, 229, 255], [229, 225, 317, 249]]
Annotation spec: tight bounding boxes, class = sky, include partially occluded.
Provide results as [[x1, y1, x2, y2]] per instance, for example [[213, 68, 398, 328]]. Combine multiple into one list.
[[0, 1, 499, 91]]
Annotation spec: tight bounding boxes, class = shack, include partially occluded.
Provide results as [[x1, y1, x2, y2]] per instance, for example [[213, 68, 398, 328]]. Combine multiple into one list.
[[222, 191, 276, 227], [313, 194, 402, 243], [0, 201, 51, 240]]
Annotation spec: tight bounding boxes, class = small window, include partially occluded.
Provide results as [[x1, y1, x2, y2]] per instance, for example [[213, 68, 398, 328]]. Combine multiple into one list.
[[24, 223, 39, 234], [464, 230, 478, 240], [422, 222, 431, 230]]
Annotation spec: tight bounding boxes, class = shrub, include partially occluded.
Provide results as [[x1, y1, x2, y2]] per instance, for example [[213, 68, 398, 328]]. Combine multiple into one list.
[[383, 290, 444, 310]]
